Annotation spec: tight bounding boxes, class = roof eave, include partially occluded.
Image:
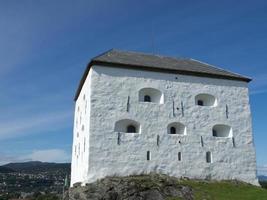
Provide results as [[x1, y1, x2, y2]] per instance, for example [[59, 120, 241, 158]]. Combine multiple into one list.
[[74, 60, 252, 101]]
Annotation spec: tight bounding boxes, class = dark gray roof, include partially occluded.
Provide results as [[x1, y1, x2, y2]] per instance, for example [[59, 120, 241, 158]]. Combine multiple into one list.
[[75, 49, 251, 100]]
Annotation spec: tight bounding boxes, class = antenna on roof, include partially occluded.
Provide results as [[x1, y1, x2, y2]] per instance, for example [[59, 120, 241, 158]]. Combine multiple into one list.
[[151, 23, 156, 55]]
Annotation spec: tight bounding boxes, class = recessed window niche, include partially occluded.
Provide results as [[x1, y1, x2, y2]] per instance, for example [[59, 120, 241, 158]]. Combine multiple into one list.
[[212, 124, 232, 138], [139, 88, 164, 104], [167, 122, 186, 135], [195, 94, 217, 107], [114, 119, 141, 133]]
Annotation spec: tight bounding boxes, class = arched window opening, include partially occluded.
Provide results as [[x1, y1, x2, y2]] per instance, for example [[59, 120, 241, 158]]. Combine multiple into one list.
[[195, 94, 217, 107], [114, 119, 141, 134], [139, 88, 164, 104], [167, 122, 186, 135], [212, 124, 232, 138], [127, 125, 136, 133], [170, 127, 176, 134], [206, 152, 212, 163], [144, 95, 151, 102]]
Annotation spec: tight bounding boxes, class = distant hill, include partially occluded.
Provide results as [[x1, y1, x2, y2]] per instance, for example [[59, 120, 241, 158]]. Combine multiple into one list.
[[0, 166, 15, 173], [259, 175, 267, 181], [1, 161, 71, 174]]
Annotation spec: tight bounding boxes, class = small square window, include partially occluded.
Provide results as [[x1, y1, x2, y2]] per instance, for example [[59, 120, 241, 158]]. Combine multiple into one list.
[[144, 95, 151, 102], [197, 100, 204, 106]]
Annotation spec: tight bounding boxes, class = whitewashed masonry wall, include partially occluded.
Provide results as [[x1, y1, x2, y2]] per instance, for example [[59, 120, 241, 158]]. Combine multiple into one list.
[[71, 65, 258, 186]]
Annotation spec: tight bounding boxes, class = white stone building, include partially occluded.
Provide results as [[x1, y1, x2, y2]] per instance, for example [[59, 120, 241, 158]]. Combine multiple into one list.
[[71, 49, 258, 186]]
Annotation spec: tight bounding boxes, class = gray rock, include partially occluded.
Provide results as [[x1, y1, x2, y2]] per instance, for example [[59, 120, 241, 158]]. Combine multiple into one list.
[[65, 174, 194, 200]]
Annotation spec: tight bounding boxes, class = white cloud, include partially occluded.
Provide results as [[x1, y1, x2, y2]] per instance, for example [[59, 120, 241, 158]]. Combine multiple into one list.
[[0, 149, 71, 165], [24, 149, 70, 163], [250, 73, 267, 95], [250, 88, 267, 95], [0, 110, 72, 140], [257, 165, 267, 176], [0, 155, 29, 166]]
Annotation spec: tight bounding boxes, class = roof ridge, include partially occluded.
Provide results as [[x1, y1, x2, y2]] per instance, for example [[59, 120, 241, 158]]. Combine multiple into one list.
[[97, 49, 187, 61]]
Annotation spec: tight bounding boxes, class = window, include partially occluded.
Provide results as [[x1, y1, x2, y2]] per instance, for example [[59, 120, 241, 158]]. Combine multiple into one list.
[[212, 124, 232, 138], [82, 125, 84, 131], [206, 152, 212, 163], [195, 94, 217, 107], [170, 127, 176, 134], [197, 100, 204, 106], [178, 152, 182, 161], [212, 130, 217, 137], [167, 122, 186, 135], [114, 119, 141, 134], [144, 95, 151, 102], [139, 88, 164, 104], [147, 151, 151, 161], [127, 125, 136, 133]]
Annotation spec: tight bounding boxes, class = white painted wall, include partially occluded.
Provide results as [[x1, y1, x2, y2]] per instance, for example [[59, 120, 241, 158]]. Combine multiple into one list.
[[70, 69, 92, 186], [71, 65, 258, 186]]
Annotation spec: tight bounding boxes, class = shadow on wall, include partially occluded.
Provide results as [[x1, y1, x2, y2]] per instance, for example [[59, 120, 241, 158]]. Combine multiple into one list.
[[93, 65, 247, 88]]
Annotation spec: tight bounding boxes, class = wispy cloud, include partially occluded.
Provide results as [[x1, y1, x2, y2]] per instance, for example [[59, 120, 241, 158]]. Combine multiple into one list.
[[0, 110, 72, 140], [250, 73, 267, 95], [23, 149, 70, 163], [250, 88, 267, 95], [257, 165, 267, 176], [0, 155, 28, 166], [0, 149, 70, 165]]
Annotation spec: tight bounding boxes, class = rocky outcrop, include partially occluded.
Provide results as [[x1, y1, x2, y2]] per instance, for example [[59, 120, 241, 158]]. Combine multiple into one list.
[[65, 174, 194, 200]]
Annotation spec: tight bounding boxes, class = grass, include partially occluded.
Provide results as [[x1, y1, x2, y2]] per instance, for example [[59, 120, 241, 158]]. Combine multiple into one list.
[[180, 179, 267, 200], [127, 174, 267, 199], [79, 174, 267, 200]]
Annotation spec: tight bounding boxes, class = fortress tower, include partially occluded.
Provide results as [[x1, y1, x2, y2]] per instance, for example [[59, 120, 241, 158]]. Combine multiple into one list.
[[71, 49, 258, 186]]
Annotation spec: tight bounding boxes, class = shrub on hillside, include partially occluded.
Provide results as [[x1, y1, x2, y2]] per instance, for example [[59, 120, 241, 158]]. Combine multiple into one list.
[[260, 181, 267, 189]]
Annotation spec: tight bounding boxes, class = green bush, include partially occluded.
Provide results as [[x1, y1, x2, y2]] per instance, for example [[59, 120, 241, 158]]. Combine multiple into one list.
[[259, 181, 267, 189]]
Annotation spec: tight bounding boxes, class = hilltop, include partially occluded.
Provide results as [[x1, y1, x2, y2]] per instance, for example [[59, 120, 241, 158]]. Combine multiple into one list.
[[66, 174, 267, 200], [2, 161, 70, 174]]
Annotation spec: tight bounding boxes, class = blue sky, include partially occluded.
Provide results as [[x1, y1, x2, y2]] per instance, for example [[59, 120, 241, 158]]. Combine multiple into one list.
[[0, 0, 266, 174]]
